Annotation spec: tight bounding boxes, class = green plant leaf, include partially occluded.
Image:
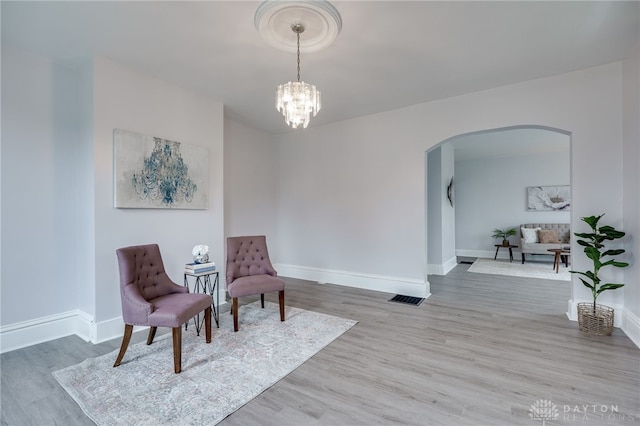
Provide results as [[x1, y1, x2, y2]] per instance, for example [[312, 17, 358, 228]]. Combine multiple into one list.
[[582, 215, 602, 230], [599, 226, 625, 239], [584, 247, 601, 263], [602, 249, 625, 256], [578, 278, 594, 290], [600, 260, 630, 268], [570, 270, 598, 285], [596, 283, 625, 294], [574, 232, 596, 240], [576, 240, 593, 248]]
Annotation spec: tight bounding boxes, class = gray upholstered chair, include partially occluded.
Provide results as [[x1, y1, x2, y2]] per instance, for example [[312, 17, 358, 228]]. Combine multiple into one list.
[[114, 244, 212, 373], [226, 235, 285, 332]]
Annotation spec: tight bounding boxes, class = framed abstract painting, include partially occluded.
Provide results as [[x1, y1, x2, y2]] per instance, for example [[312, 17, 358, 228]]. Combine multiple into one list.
[[114, 129, 209, 209], [527, 185, 570, 211]]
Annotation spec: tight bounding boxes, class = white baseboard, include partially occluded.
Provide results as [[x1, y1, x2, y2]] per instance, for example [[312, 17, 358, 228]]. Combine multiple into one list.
[[0, 300, 228, 353], [456, 249, 524, 262], [456, 249, 493, 259], [428, 256, 458, 276], [275, 263, 430, 299], [0, 310, 91, 354], [621, 308, 640, 349]]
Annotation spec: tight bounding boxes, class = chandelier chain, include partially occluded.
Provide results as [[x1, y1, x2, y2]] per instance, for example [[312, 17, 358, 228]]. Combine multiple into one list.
[[296, 31, 301, 82]]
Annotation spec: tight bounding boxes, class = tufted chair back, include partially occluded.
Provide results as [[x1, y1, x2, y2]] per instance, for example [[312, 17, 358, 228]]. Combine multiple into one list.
[[225, 235, 285, 332], [226, 235, 277, 286], [116, 244, 188, 324]]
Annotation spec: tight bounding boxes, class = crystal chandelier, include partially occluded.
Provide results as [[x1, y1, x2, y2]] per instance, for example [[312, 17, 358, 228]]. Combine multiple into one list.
[[276, 23, 321, 129]]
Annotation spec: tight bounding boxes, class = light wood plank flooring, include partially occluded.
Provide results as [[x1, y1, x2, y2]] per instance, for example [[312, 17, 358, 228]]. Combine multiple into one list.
[[2, 264, 639, 425]]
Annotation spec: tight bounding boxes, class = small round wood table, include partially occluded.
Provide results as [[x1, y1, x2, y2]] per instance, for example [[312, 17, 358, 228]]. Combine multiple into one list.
[[547, 248, 570, 273], [494, 244, 518, 262]]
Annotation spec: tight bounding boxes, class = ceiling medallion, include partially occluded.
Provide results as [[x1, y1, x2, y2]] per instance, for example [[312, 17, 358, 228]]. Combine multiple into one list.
[[254, 0, 342, 53]]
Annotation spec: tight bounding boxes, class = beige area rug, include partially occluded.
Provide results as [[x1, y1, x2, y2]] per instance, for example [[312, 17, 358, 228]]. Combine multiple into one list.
[[467, 258, 571, 281], [53, 302, 357, 425]]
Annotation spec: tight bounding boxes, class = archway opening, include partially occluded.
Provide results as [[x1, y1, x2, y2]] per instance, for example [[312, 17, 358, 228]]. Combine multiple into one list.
[[425, 125, 572, 300]]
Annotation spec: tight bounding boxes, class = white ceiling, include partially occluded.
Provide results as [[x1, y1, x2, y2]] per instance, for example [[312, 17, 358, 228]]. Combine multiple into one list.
[[2, 1, 639, 136]]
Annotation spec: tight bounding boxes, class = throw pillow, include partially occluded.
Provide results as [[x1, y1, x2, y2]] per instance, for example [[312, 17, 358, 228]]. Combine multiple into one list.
[[538, 229, 560, 244], [521, 227, 540, 243]]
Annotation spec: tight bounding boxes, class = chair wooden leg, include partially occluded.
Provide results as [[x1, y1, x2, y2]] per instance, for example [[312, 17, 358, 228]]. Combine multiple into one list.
[[147, 326, 157, 345], [261, 293, 265, 308], [279, 290, 285, 322], [172, 327, 182, 374], [113, 324, 133, 368], [233, 298, 239, 332], [204, 306, 212, 343]]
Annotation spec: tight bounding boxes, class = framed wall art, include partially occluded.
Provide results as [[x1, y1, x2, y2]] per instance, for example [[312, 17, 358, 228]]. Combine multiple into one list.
[[114, 129, 209, 209], [527, 185, 570, 211]]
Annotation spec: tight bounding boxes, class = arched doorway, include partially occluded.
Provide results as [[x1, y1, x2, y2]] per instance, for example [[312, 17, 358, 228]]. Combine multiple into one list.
[[426, 125, 571, 279]]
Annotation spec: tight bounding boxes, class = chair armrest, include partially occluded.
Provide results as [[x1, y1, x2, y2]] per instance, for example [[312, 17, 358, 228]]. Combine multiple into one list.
[[121, 284, 153, 325]]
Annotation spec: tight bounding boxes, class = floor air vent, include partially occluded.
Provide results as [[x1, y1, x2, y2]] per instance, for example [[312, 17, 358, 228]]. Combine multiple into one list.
[[389, 294, 424, 306]]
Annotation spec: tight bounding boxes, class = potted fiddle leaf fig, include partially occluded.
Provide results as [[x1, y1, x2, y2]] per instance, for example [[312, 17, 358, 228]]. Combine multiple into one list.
[[570, 214, 628, 336], [492, 228, 517, 246]]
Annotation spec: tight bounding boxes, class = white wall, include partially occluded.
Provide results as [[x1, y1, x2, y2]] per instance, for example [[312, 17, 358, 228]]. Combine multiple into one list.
[[223, 119, 277, 249], [76, 59, 96, 321], [426, 144, 456, 274], [622, 42, 640, 347], [427, 147, 443, 266], [273, 63, 624, 319], [454, 145, 570, 259], [91, 57, 224, 335], [274, 120, 427, 297], [440, 143, 456, 271], [1, 48, 81, 325], [0, 51, 225, 352]]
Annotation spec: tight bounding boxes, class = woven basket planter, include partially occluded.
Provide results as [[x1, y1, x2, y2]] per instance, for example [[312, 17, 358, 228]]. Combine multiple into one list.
[[577, 302, 614, 336]]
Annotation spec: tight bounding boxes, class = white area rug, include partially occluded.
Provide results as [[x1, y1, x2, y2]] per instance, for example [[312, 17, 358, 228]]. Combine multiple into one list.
[[467, 258, 570, 281], [53, 302, 357, 425]]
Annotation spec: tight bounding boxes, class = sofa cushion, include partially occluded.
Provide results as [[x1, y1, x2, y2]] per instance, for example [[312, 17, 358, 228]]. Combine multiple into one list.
[[538, 229, 560, 244], [521, 227, 540, 243]]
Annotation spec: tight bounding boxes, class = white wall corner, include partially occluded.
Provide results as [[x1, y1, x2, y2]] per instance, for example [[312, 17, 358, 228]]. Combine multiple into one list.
[[428, 256, 458, 276], [442, 256, 458, 275], [275, 263, 429, 298], [621, 308, 640, 349], [427, 263, 445, 275], [75, 309, 95, 342]]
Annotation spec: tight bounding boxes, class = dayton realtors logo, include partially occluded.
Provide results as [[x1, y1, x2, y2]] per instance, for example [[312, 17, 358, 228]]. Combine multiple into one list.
[[529, 399, 636, 424], [529, 399, 559, 425]]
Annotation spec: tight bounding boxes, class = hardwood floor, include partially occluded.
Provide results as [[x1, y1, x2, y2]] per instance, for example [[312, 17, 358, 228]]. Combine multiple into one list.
[[2, 264, 639, 425]]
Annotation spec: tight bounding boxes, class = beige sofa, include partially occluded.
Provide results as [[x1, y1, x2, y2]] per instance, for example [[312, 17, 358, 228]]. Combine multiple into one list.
[[520, 223, 570, 264]]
